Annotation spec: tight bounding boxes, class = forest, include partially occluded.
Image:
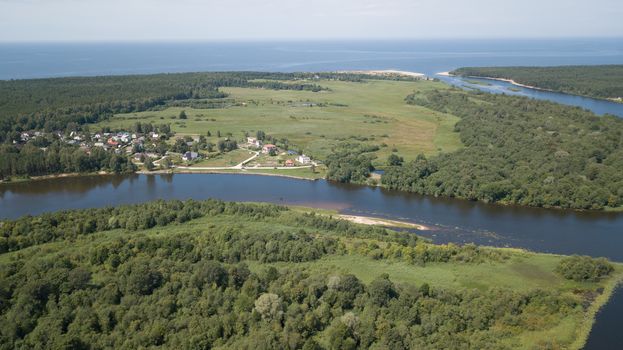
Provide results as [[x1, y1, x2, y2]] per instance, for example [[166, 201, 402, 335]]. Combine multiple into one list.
[[452, 65, 623, 101], [0, 200, 618, 349], [380, 89, 623, 210]]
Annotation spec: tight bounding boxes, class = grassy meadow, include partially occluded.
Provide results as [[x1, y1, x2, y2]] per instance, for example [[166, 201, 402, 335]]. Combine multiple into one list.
[[97, 79, 462, 164]]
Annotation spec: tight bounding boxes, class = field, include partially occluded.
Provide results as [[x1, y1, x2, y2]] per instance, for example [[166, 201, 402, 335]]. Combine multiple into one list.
[[97, 79, 462, 165], [189, 148, 254, 167]]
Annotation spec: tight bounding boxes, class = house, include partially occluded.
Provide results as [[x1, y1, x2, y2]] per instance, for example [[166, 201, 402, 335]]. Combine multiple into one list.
[[133, 152, 146, 161], [287, 150, 298, 155], [107, 139, 119, 147], [297, 154, 311, 164], [262, 144, 278, 154], [285, 159, 295, 167], [94, 142, 105, 148], [247, 137, 261, 148], [182, 151, 199, 161]]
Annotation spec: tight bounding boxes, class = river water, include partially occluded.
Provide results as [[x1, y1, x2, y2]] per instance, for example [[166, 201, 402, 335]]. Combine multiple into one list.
[[1, 38, 622, 348]]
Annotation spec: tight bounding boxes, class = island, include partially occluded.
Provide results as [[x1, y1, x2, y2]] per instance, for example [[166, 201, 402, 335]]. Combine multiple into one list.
[[450, 65, 623, 102], [0, 199, 620, 349]]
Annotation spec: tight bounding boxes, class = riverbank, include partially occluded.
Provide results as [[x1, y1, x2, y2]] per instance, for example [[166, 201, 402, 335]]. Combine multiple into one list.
[[0, 171, 114, 185], [338, 214, 429, 230], [443, 71, 623, 104], [572, 277, 623, 350], [438, 71, 550, 91], [138, 168, 324, 181]]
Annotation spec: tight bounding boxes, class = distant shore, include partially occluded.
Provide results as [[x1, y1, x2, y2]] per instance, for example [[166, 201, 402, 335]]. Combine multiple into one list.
[[438, 71, 623, 104], [340, 69, 426, 78]]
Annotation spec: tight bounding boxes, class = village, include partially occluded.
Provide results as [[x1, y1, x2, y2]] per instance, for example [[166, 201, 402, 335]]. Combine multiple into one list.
[[15, 125, 318, 173]]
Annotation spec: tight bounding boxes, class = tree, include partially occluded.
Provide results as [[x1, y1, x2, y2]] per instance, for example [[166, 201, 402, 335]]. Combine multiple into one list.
[[368, 274, 397, 307], [254, 293, 283, 322], [179, 110, 187, 119], [387, 154, 404, 166]]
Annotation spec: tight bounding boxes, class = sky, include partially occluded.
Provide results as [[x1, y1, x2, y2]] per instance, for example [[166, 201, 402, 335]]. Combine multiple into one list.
[[1, 0, 622, 42]]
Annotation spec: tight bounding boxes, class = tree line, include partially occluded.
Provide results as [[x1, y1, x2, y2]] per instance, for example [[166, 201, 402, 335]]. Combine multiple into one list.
[[381, 89, 623, 210]]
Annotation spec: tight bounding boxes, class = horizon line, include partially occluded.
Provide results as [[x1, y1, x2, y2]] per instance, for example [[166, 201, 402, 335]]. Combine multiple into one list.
[[1, 36, 623, 44]]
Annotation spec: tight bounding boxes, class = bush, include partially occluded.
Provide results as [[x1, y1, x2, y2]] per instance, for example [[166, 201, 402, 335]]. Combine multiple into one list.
[[556, 255, 614, 282]]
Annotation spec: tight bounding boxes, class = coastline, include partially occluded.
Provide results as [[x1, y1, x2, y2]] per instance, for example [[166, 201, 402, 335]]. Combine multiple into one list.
[[441, 72, 623, 104], [339, 69, 426, 78]]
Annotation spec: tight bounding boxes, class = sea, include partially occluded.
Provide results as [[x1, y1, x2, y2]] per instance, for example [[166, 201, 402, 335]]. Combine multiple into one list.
[[1, 38, 622, 80]]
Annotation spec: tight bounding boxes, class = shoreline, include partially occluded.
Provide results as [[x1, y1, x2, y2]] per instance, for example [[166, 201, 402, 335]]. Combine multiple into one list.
[[138, 168, 321, 181], [0, 171, 115, 185], [440, 72, 623, 104], [338, 214, 429, 230], [572, 276, 623, 350], [339, 69, 426, 78]]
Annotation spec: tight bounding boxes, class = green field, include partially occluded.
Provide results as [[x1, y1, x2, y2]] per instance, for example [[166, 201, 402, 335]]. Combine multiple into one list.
[[1, 201, 620, 349], [98, 79, 462, 164], [190, 148, 255, 167]]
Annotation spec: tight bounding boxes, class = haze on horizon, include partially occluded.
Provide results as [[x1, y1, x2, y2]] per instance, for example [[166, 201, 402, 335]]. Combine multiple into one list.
[[1, 0, 622, 42]]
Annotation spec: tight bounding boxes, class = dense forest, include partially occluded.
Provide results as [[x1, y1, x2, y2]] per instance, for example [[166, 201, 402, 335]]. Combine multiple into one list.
[[325, 143, 378, 184], [379, 89, 623, 210], [0, 142, 136, 180], [452, 65, 623, 100], [0, 200, 615, 349]]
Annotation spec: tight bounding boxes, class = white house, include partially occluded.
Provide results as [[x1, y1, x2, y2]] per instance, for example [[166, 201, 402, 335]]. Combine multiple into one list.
[[182, 151, 199, 161], [262, 144, 278, 154], [297, 154, 311, 164], [247, 137, 261, 148]]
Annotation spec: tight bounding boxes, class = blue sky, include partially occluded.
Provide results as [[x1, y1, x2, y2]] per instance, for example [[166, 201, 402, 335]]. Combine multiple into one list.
[[1, 0, 622, 41]]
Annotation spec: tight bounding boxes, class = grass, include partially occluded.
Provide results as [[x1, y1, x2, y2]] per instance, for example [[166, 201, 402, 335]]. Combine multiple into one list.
[[97, 79, 462, 164], [189, 149, 254, 167]]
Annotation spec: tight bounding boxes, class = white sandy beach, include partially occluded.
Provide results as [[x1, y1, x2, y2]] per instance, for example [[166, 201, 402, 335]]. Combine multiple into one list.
[[339, 69, 426, 78], [338, 214, 429, 230]]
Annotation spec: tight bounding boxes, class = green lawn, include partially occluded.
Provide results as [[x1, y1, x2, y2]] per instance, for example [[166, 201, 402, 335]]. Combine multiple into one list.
[[189, 148, 254, 167], [98, 79, 462, 165]]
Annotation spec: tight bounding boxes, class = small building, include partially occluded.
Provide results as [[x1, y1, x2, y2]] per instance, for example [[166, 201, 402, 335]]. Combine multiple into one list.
[[133, 152, 146, 161], [262, 144, 278, 154], [247, 137, 261, 148], [182, 151, 199, 161], [285, 159, 295, 167], [297, 154, 311, 164]]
